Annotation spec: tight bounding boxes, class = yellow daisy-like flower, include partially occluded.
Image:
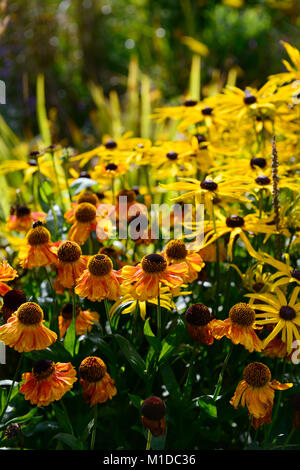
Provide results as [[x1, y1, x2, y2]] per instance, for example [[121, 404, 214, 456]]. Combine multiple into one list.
[[256, 252, 300, 290], [19, 360, 77, 407], [0, 302, 57, 352], [79, 356, 117, 407], [230, 362, 293, 429], [247, 286, 300, 353]]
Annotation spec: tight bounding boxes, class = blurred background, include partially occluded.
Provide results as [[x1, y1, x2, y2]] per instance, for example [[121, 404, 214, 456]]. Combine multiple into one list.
[[0, 0, 299, 147]]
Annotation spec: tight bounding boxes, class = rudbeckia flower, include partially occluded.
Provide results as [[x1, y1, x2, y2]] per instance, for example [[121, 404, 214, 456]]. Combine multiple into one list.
[[56, 240, 89, 289], [6, 205, 46, 233], [0, 260, 18, 295], [18, 222, 58, 269], [79, 356, 117, 407], [211, 303, 263, 352], [202, 213, 280, 260], [68, 202, 97, 245], [256, 252, 300, 290], [19, 359, 77, 407], [75, 254, 121, 302], [247, 286, 300, 353], [58, 303, 99, 338], [0, 302, 57, 352], [185, 304, 215, 345], [164, 239, 205, 283], [121, 253, 187, 301], [230, 362, 293, 429], [160, 175, 249, 216]]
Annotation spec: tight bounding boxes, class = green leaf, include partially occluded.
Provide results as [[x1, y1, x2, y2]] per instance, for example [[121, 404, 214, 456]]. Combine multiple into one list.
[[198, 396, 217, 419], [144, 318, 161, 353], [128, 394, 143, 411], [64, 315, 76, 357], [70, 178, 99, 195], [114, 334, 147, 380], [160, 364, 181, 396], [0, 407, 39, 430], [0, 388, 7, 414], [52, 433, 85, 450], [36, 74, 51, 146], [52, 403, 73, 435], [158, 320, 185, 365]]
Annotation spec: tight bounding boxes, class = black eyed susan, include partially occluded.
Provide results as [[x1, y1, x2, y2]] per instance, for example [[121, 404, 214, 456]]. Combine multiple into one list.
[[247, 287, 300, 354], [56, 240, 89, 289], [141, 396, 166, 437], [18, 222, 58, 269], [185, 304, 215, 345], [58, 303, 99, 338], [0, 302, 57, 352], [211, 303, 263, 352], [256, 252, 300, 290], [68, 202, 97, 245], [230, 362, 293, 429], [75, 254, 121, 302], [79, 356, 117, 407], [19, 359, 77, 407], [0, 260, 18, 295], [164, 239, 205, 283], [121, 253, 187, 302]]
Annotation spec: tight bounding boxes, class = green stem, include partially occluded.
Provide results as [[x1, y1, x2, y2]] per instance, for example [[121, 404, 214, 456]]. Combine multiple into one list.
[[146, 429, 152, 450], [0, 354, 23, 423], [281, 427, 295, 450], [90, 404, 98, 450], [60, 399, 75, 436], [104, 298, 113, 334], [157, 287, 162, 341], [212, 343, 233, 402], [183, 344, 198, 398], [211, 205, 220, 316], [72, 286, 77, 356]]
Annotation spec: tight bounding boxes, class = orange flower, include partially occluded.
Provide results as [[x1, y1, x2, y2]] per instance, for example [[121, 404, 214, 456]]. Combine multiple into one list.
[[6, 205, 46, 233], [58, 303, 99, 338], [185, 304, 215, 345], [64, 191, 100, 224], [68, 203, 97, 245], [211, 303, 263, 352], [230, 362, 293, 429], [0, 302, 57, 352], [55, 240, 89, 288], [164, 239, 205, 283], [19, 359, 77, 406], [121, 253, 187, 301], [18, 222, 58, 269], [79, 356, 117, 407], [75, 254, 121, 302], [0, 260, 18, 295], [141, 396, 167, 437]]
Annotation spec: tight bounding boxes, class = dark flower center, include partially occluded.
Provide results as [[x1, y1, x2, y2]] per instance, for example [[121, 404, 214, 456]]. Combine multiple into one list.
[[57, 241, 82, 263], [279, 305, 296, 321], [105, 140, 117, 149], [75, 202, 96, 223], [77, 192, 98, 205], [255, 175, 271, 186], [166, 151, 178, 161], [165, 240, 187, 260], [226, 215, 245, 228], [243, 362, 271, 388], [141, 254, 167, 273], [200, 179, 218, 191], [229, 303, 255, 327], [141, 396, 166, 420], [105, 163, 118, 171], [61, 303, 80, 320], [16, 205, 31, 218], [33, 360, 55, 380], [250, 157, 267, 169], [79, 356, 106, 382], [3, 289, 26, 311], [291, 269, 300, 281], [185, 304, 211, 326], [17, 302, 43, 325], [184, 99, 197, 107], [27, 225, 50, 245], [202, 106, 213, 115], [88, 254, 113, 276], [252, 282, 265, 293], [244, 91, 257, 105]]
